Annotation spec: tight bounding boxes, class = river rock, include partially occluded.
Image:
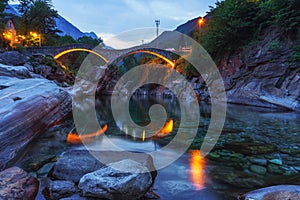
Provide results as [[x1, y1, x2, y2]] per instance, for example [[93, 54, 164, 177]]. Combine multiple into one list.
[[51, 150, 157, 183], [78, 159, 153, 200], [242, 185, 300, 200], [210, 167, 265, 188], [43, 180, 77, 200], [0, 51, 27, 66], [223, 142, 276, 155], [250, 165, 267, 175], [162, 180, 194, 195], [0, 166, 39, 200], [51, 150, 105, 183], [0, 63, 32, 79], [0, 76, 71, 170]]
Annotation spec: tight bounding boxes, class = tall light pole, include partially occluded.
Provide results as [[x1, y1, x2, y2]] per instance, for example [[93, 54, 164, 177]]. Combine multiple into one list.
[[155, 20, 160, 38], [198, 17, 205, 41]]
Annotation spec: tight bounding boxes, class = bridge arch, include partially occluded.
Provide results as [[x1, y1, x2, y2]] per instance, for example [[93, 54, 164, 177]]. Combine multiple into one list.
[[121, 49, 175, 68], [54, 48, 109, 63]]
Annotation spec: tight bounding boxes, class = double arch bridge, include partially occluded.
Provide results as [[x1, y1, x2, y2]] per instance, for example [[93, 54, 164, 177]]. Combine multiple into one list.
[[25, 44, 185, 68]]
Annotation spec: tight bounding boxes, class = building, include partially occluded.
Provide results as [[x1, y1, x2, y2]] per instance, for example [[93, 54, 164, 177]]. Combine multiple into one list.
[[3, 18, 17, 47]]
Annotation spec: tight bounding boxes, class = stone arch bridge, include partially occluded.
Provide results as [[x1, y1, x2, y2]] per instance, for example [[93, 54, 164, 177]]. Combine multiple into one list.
[[24, 44, 187, 68]]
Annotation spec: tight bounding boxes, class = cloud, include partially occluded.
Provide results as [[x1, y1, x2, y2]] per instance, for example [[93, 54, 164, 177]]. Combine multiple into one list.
[[52, 0, 216, 38]]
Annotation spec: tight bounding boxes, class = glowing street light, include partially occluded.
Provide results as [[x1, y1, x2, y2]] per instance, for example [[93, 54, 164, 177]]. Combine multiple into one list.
[[30, 32, 41, 47], [197, 17, 205, 41], [198, 17, 205, 27]]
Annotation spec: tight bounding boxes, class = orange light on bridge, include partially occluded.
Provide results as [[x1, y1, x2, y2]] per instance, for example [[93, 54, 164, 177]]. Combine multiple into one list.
[[189, 150, 205, 190], [54, 48, 109, 63], [67, 124, 108, 144], [198, 17, 205, 27]]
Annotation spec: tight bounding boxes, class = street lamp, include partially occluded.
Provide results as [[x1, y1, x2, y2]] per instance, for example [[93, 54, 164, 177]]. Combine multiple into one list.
[[31, 32, 41, 47], [155, 19, 160, 38], [198, 17, 205, 41]]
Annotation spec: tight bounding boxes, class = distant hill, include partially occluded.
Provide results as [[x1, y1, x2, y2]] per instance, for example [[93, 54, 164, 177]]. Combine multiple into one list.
[[5, 4, 98, 40], [175, 18, 199, 36], [150, 16, 210, 50]]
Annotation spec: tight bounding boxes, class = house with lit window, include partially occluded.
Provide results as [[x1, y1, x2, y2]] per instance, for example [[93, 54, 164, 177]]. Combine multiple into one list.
[[3, 18, 17, 47]]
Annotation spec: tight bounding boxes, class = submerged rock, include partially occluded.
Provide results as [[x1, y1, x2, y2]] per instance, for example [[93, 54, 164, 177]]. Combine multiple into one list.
[[0, 76, 71, 170], [210, 167, 265, 188], [78, 159, 153, 200], [0, 166, 39, 200]]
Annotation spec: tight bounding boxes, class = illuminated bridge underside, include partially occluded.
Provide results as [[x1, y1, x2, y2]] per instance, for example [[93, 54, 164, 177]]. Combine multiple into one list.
[[53, 48, 109, 63], [26, 44, 177, 68]]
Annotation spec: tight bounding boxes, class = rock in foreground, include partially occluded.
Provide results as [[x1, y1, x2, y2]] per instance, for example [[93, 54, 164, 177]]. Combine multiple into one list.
[[241, 185, 300, 200], [0, 166, 39, 200], [51, 150, 157, 183], [0, 76, 71, 170], [79, 159, 153, 200]]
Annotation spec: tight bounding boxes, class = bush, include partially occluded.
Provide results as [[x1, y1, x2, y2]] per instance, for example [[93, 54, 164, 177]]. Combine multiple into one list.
[[200, 0, 300, 62]]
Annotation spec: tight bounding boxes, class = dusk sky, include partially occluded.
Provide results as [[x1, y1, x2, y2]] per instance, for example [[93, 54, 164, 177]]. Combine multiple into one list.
[[51, 0, 217, 42]]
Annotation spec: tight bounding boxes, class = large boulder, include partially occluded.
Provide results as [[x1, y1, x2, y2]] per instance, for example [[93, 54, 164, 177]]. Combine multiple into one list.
[[0, 64, 32, 79], [0, 166, 39, 200], [0, 76, 71, 170], [51, 150, 156, 183], [241, 185, 300, 200], [78, 159, 153, 200], [51, 150, 105, 183], [43, 180, 77, 200], [0, 51, 27, 66]]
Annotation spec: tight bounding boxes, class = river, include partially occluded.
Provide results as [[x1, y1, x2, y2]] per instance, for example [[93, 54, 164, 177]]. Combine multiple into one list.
[[17, 95, 300, 199]]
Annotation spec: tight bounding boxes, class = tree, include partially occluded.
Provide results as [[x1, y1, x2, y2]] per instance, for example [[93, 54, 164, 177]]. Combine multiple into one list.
[[77, 36, 102, 47], [18, 0, 58, 35], [0, 0, 8, 30], [0, 0, 8, 48], [18, 0, 32, 35]]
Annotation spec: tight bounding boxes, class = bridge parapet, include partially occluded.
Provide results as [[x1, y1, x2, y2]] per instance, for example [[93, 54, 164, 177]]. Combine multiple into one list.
[[25, 44, 186, 67]]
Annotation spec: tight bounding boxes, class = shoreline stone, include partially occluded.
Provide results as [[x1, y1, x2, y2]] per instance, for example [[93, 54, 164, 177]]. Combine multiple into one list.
[[0, 167, 39, 200]]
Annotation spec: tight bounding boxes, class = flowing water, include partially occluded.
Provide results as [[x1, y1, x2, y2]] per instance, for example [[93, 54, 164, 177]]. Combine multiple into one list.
[[18, 95, 300, 200]]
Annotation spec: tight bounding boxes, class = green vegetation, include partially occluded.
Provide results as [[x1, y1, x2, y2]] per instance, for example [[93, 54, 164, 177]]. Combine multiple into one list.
[[18, 0, 58, 36], [0, 0, 102, 48], [199, 0, 300, 62]]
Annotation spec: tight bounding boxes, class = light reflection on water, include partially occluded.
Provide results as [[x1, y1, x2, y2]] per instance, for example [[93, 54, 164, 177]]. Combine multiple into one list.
[[93, 96, 220, 199], [189, 150, 205, 191]]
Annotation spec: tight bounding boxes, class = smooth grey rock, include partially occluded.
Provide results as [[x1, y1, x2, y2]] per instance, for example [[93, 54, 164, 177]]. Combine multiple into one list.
[[250, 165, 267, 175], [79, 159, 153, 200], [51, 150, 105, 183], [51, 150, 157, 183], [243, 185, 300, 200], [210, 167, 265, 188], [249, 158, 268, 166], [37, 163, 55, 176], [267, 164, 284, 174], [44, 180, 76, 200], [34, 65, 53, 77], [0, 63, 31, 78], [0, 76, 71, 170], [0, 51, 27, 66], [0, 166, 39, 200], [163, 180, 193, 195]]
